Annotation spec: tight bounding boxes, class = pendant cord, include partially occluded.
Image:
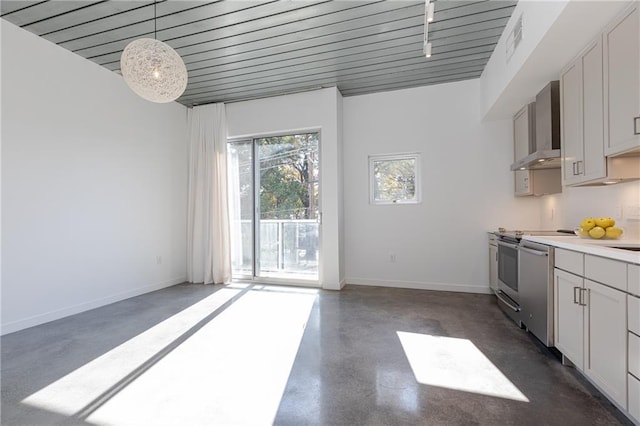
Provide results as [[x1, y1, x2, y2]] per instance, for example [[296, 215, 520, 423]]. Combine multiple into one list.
[[154, 1, 157, 40]]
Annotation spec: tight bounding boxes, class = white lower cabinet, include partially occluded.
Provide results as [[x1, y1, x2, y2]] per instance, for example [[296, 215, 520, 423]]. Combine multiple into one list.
[[554, 268, 585, 369], [629, 294, 640, 423], [584, 279, 627, 408], [554, 254, 630, 414], [630, 332, 640, 378], [488, 234, 498, 292], [630, 374, 640, 422]]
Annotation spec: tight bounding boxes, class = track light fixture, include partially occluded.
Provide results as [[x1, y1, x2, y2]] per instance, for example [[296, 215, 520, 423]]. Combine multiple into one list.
[[424, 42, 432, 58], [427, 1, 435, 23], [423, 0, 435, 59]]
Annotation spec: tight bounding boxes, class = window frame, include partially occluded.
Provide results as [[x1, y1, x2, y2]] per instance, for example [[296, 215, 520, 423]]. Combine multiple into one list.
[[368, 152, 421, 205]]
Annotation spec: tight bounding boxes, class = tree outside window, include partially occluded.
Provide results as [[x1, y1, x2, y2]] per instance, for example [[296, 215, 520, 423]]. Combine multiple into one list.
[[369, 153, 421, 205]]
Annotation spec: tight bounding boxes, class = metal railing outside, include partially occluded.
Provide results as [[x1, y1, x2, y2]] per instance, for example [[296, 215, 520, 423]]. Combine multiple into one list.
[[231, 219, 318, 277]]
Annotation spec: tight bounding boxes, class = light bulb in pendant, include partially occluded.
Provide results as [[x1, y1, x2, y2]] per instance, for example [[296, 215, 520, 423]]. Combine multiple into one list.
[[152, 68, 161, 79]]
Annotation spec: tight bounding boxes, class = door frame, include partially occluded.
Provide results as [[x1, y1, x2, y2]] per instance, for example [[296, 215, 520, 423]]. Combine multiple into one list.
[[227, 129, 322, 287]]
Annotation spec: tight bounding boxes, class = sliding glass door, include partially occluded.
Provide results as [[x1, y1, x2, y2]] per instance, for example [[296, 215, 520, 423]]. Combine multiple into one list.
[[228, 133, 319, 282]]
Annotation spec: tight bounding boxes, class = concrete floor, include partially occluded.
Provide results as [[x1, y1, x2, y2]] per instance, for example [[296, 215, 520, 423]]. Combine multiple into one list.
[[1, 283, 630, 425]]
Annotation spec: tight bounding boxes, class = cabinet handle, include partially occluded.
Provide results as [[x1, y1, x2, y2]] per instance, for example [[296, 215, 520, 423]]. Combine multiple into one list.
[[579, 288, 589, 306], [573, 286, 580, 304], [634, 116, 640, 135], [572, 162, 578, 176]]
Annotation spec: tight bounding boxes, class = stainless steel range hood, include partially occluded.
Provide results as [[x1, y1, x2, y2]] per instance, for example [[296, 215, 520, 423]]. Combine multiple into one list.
[[511, 149, 562, 170], [511, 81, 561, 171]]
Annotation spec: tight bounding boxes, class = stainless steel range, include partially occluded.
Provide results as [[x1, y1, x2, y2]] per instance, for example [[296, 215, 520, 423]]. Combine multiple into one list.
[[495, 232, 521, 325], [494, 228, 574, 346]]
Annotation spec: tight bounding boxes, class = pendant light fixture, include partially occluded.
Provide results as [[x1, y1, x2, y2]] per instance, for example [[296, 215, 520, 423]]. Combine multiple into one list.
[[120, 1, 188, 103]]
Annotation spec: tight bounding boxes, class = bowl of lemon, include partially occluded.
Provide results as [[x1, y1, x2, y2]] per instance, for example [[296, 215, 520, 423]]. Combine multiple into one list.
[[575, 217, 624, 239]]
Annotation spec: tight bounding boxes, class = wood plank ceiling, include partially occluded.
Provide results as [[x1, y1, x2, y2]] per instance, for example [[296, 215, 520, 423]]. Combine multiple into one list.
[[1, 0, 517, 106]]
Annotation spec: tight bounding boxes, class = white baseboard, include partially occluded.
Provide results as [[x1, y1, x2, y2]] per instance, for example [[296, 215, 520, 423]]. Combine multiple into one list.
[[345, 277, 493, 295], [1, 276, 186, 336]]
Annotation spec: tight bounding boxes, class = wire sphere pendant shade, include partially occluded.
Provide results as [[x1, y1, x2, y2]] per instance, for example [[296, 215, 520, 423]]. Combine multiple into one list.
[[120, 38, 188, 103]]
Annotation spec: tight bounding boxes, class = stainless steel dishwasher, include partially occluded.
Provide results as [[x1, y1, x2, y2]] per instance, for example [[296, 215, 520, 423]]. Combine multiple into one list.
[[518, 240, 554, 347]]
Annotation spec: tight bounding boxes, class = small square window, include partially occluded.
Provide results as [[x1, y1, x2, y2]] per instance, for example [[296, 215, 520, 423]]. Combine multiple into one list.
[[369, 153, 421, 205]]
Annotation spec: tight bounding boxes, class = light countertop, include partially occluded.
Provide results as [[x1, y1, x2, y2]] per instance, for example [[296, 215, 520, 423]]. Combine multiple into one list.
[[523, 235, 640, 265]]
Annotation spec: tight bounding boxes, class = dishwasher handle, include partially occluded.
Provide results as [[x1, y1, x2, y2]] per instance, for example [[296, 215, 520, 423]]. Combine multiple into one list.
[[497, 240, 519, 250], [519, 246, 549, 256]]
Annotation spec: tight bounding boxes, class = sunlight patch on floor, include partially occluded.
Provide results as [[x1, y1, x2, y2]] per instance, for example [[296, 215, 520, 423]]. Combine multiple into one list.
[[22, 286, 244, 416], [23, 285, 318, 425], [397, 331, 529, 402]]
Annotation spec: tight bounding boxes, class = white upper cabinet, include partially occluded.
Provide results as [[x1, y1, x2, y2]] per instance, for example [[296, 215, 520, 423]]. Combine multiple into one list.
[[560, 58, 584, 186], [560, 37, 607, 186], [514, 104, 534, 160], [603, 2, 640, 156], [513, 104, 534, 196], [581, 39, 607, 182], [560, 3, 640, 186]]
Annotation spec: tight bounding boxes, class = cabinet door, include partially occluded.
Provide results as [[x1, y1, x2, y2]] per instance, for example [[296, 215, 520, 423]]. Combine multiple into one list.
[[581, 37, 607, 182], [554, 269, 584, 369], [584, 279, 627, 408], [604, 3, 640, 156], [630, 373, 640, 423], [560, 60, 584, 186], [513, 105, 533, 196], [489, 244, 498, 291], [514, 104, 533, 160]]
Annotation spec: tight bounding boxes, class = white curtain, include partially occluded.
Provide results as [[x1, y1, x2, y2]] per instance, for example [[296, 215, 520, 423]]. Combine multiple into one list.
[[186, 103, 231, 284]]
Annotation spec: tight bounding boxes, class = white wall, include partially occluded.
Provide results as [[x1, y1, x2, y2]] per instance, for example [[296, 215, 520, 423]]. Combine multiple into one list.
[[226, 88, 344, 290], [1, 21, 188, 334], [343, 79, 541, 294], [539, 182, 640, 238]]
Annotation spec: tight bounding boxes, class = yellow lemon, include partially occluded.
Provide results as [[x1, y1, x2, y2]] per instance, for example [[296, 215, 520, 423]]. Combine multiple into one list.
[[605, 227, 623, 239], [595, 217, 615, 228], [575, 228, 590, 237], [588, 226, 606, 239], [580, 217, 596, 231]]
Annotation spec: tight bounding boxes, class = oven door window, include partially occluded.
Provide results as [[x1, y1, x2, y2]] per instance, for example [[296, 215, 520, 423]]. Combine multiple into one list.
[[498, 244, 518, 292]]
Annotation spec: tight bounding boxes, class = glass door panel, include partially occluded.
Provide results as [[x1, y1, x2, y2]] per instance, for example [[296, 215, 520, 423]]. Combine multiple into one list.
[[228, 133, 319, 282], [228, 140, 254, 278], [257, 134, 319, 280]]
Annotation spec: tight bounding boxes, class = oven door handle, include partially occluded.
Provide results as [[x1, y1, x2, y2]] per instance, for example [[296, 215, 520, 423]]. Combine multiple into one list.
[[494, 290, 520, 312], [497, 241, 519, 250]]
